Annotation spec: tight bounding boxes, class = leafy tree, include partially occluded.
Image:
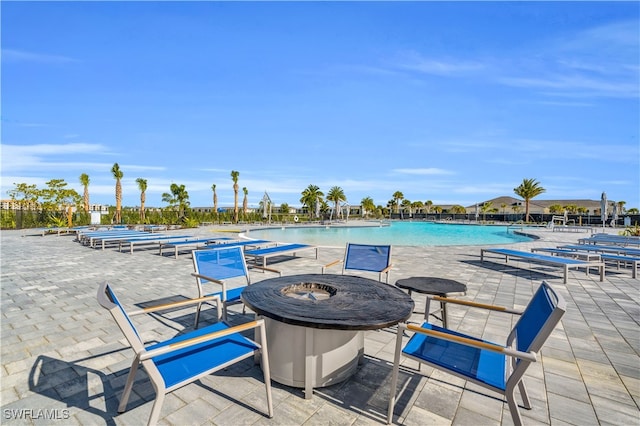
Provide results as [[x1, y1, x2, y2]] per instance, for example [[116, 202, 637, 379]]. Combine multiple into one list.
[[500, 203, 507, 216], [111, 163, 123, 224], [327, 186, 347, 219], [617, 201, 626, 214], [412, 201, 424, 213], [392, 191, 404, 214], [627, 208, 639, 214], [231, 170, 240, 223], [40, 179, 82, 226], [300, 184, 324, 219], [401, 199, 412, 217], [7, 183, 39, 209], [514, 178, 545, 223], [136, 178, 148, 223], [361, 196, 375, 218], [162, 183, 190, 222], [79, 173, 90, 213]]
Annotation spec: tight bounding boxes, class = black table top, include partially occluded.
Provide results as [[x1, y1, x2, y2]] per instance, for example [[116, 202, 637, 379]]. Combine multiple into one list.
[[241, 274, 414, 330], [395, 277, 467, 295]]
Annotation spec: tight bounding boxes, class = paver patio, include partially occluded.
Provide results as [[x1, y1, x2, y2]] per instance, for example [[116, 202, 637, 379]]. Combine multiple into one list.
[[1, 225, 638, 425]]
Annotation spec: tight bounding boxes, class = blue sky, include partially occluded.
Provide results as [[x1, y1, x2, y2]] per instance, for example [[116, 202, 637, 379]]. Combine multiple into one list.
[[2, 1, 639, 210]]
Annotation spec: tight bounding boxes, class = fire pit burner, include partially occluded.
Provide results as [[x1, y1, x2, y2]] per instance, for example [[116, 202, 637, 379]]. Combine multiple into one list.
[[282, 282, 337, 301]]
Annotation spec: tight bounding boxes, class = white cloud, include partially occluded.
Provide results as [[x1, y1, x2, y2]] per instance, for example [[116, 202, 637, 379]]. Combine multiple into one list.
[[2, 48, 78, 64], [392, 168, 454, 176]]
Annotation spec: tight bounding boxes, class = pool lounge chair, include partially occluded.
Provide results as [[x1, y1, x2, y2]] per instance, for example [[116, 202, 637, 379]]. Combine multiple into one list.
[[158, 237, 233, 259], [387, 281, 566, 426], [323, 243, 393, 283], [97, 282, 273, 425], [244, 243, 318, 267], [480, 248, 604, 284]]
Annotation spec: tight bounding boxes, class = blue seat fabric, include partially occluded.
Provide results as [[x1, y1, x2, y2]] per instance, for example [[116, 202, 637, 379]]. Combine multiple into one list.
[[402, 322, 506, 390], [147, 321, 258, 389]]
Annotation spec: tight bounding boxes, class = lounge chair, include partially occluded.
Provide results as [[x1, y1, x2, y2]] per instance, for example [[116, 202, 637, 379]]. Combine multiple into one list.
[[387, 281, 566, 426], [97, 281, 273, 425], [244, 243, 318, 267], [480, 248, 604, 284], [158, 237, 232, 259], [191, 246, 281, 325], [322, 243, 393, 283]]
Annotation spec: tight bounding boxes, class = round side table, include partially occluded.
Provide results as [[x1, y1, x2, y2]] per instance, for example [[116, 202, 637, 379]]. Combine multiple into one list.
[[395, 277, 467, 328]]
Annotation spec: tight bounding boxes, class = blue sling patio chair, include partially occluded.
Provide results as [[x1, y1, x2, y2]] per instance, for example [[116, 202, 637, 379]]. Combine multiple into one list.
[[322, 243, 393, 283], [387, 280, 566, 426], [97, 281, 273, 426], [192, 245, 281, 326]]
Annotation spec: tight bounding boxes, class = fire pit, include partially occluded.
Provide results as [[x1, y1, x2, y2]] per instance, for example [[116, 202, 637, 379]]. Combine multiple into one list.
[[241, 274, 414, 398]]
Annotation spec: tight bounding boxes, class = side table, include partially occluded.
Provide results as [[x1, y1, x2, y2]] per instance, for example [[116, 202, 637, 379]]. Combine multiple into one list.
[[395, 277, 467, 328]]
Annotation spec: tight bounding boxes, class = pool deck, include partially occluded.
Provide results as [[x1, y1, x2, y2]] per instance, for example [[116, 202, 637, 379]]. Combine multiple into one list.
[[1, 225, 638, 425]]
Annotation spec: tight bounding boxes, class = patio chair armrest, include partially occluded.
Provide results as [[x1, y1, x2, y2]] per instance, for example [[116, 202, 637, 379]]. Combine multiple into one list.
[[191, 272, 225, 285], [249, 265, 282, 276], [140, 319, 265, 361], [322, 259, 343, 273], [404, 323, 537, 362], [129, 295, 221, 316], [429, 295, 523, 315], [381, 264, 393, 274]]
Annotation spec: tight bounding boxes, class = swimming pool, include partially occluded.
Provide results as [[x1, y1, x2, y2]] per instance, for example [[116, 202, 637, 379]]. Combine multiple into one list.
[[243, 222, 533, 247]]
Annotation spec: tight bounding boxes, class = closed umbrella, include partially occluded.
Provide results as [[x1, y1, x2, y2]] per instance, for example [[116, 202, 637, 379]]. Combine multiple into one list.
[[611, 203, 618, 227], [600, 192, 607, 229], [475, 204, 479, 221]]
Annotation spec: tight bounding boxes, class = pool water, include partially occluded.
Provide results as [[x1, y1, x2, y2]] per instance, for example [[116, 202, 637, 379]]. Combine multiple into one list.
[[244, 221, 533, 247]]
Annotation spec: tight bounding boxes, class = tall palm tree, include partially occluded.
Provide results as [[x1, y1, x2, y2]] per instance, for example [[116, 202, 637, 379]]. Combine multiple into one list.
[[231, 171, 239, 223], [79, 173, 90, 213], [327, 186, 346, 219], [242, 187, 248, 219], [111, 163, 123, 224], [514, 178, 546, 223], [361, 196, 375, 218], [300, 184, 323, 219], [211, 184, 218, 220], [392, 191, 404, 214], [617, 200, 626, 214], [136, 178, 147, 223]]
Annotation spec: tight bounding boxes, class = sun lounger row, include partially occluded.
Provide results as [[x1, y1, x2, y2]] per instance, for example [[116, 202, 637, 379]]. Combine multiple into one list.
[[244, 243, 319, 267], [578, 233, 640, 247], [554, 245, 639, 279], [480, 248, 604, 284]]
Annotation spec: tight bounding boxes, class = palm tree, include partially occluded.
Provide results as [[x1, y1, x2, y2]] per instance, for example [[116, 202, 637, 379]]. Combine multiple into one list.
[[425, 200, 433, 214], [480, 201, 493, 221], [327, 186, 347, 219], [617, 200, 626, 214], [361, 196, 375, 218], [111, 163, 123, 224], [300, 185, 323, 219], [513, 178, 546, 223], [242, 187, 248, 219], [162, 183, 190, 222], [211, 184, 218, 220], [136, 178, 147, 223], [231, 171, 239, 223], [392, 191, 404, 214], [79, 173, 90, 213]]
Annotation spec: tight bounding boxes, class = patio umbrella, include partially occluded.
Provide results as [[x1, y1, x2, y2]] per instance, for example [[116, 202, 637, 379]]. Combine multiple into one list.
[[475, 204, 479, 221], [600, 192, 607, 228], [611, 203, 618, 227]]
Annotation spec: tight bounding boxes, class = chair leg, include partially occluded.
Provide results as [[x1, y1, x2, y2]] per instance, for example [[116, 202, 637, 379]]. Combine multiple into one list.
[[194, 302, 202, 329], [118, 358, 140, 413], [147, 391, 165, 426], [518, 379, 532, 409], [259, 323, 274, 418], [387, 327, 405, 424], [506, 386, 524, 426]]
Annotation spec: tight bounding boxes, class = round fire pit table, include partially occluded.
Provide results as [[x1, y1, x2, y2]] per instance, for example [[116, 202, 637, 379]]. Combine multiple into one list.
[[395, 277, 467, 328], [241, 274, 414, 398]]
